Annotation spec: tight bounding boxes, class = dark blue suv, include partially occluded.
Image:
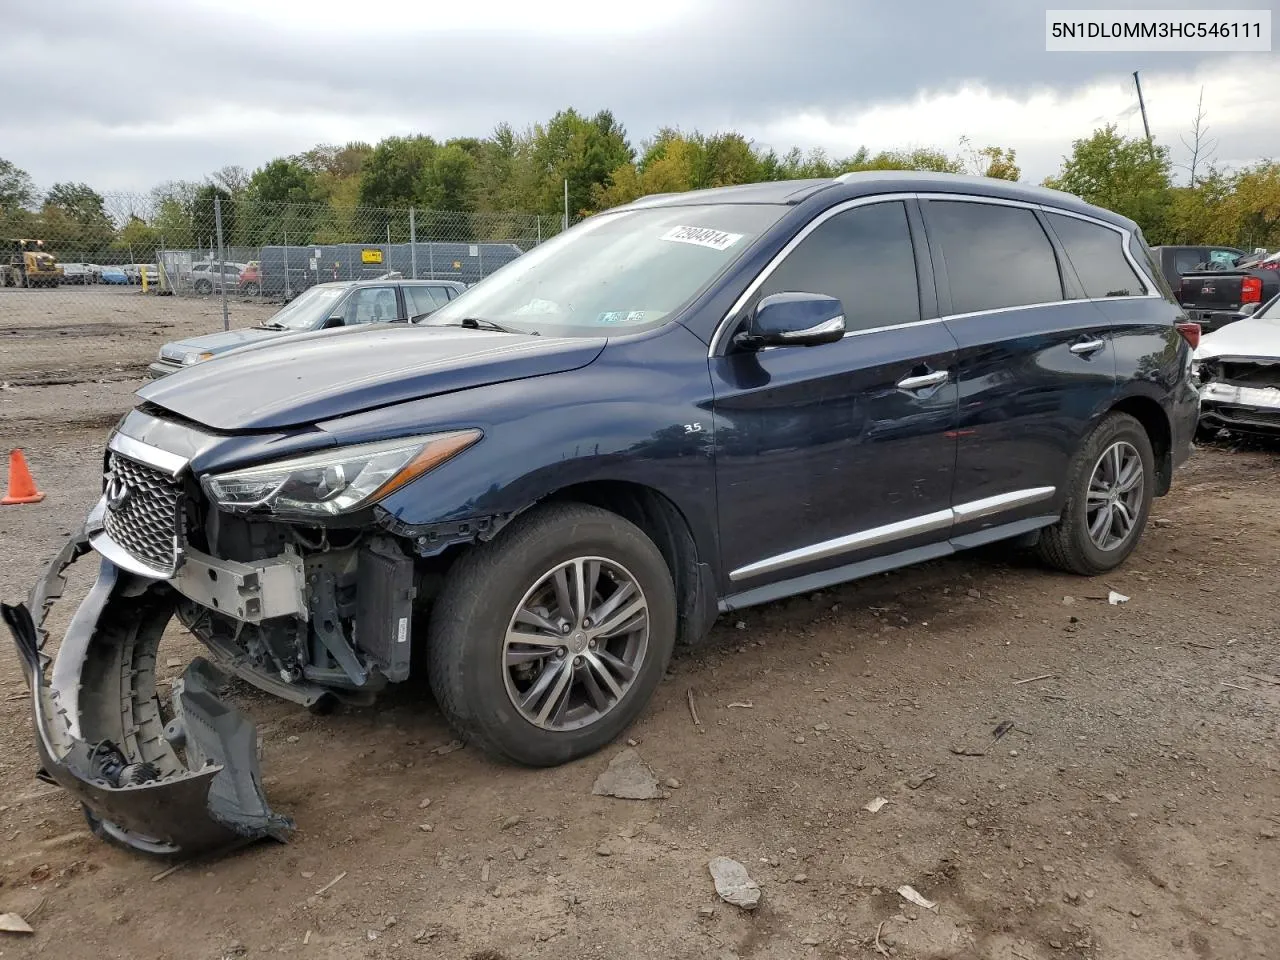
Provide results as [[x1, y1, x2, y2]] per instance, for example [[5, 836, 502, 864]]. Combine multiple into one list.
[[3, 172, 1199, 856]]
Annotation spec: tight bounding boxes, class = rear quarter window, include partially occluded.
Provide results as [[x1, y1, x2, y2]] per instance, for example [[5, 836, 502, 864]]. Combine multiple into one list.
[[1045, 212, 1147, 299], [924, 200, 1063, 314]]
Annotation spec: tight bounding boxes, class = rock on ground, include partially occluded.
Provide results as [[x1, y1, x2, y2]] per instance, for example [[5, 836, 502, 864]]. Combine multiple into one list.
[[708, 857, 761, 910], [591, 748, 663, 800]]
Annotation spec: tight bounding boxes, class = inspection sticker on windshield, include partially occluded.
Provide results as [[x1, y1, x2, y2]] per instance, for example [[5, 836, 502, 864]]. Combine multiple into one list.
[[660, 225, 743, 251]]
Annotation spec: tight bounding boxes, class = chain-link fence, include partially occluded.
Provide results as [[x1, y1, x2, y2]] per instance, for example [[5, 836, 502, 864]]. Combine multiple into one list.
[[0, 195, 572, 392]]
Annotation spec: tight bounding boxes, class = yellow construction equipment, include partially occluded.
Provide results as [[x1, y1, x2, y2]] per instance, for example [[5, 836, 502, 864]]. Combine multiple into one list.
[[1, 239, 62, 288]]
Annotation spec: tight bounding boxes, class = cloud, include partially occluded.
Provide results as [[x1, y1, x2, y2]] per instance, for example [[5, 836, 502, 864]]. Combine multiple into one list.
[[1, 0, 1275, 192]]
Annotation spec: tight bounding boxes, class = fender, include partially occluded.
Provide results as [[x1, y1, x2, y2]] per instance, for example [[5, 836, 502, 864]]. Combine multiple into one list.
[[323, 323, 723, 578]]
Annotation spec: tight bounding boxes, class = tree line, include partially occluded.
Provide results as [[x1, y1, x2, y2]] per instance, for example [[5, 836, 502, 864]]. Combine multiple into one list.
[[1, 105, 1277, 258]]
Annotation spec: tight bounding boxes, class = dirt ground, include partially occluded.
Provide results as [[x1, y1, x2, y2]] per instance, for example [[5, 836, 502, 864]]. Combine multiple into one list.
[[0, 286, 275, 386], [0, 297, 1277, 960]]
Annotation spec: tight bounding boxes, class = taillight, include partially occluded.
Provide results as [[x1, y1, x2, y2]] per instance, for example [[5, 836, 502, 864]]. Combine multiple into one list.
[[1242, 276, 1263, 303], [1176, 321, 1201, 349]]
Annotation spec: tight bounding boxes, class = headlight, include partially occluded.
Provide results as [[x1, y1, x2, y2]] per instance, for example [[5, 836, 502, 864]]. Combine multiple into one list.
[[201, 431, 482, 518], [183, 350, 215, 365]]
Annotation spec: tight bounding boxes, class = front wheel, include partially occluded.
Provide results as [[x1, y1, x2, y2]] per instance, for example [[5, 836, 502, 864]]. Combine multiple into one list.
[[241, 281, 260, 297], [427, 503, 677, 767], [193, 279, 212, 295], [1037, 412, 1155, 575]]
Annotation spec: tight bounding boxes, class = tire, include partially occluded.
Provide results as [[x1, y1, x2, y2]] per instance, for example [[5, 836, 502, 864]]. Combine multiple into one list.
[[242, 281, 260, 297], [193, 279, 212, 295], [1037, 412, 1155, 575], [427, 502, 677, 767]]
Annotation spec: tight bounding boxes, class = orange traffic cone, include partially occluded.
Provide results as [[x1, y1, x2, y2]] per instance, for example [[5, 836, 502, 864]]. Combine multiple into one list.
[[2, 449, 45, 505]]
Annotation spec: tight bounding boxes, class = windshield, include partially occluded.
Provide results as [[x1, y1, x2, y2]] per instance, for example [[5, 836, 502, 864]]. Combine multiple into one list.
[[420, 203, 787, 337], [267, 285, 350, 330]]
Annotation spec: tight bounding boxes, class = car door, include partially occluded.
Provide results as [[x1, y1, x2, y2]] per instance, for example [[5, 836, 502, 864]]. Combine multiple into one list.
[[404, 284, 451, 320], [920, 198, 1118, 538], [710, 198, 960, 593], [342, 285, 403, 325]]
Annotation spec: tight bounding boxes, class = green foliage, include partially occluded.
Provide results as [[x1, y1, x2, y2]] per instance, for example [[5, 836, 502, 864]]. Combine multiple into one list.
[[0, 157, 37, 214], [1225, 162, 1280, 249], [248, 159, 322, 206], [16, 108, 1276, 257], [1043, 125, 1173, 241], [41, 182, 115, 253]]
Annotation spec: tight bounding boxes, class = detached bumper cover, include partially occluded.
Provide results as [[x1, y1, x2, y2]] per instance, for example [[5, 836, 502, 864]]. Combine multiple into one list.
[[0, 530, 292, 857]]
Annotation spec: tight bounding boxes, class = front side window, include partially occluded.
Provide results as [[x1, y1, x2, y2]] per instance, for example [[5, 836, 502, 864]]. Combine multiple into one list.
[[421, 203, 788, 337], [925, 200, 1063, 314], [1046, 212, 1146, 299], [754, 201, 921, 332]]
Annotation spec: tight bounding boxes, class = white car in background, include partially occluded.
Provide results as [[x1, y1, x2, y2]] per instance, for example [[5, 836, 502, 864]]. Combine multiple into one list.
[[60, 262, 93, 284], [1193, 293, 1280, 437], [189, 261, 246, 294]]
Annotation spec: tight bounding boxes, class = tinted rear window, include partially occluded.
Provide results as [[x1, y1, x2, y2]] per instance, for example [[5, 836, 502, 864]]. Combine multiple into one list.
[[925, 201, 1063, 314], [1046, 212, 1147, 299]]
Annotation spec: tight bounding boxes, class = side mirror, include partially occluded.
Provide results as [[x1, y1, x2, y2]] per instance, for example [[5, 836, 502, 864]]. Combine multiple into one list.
[[323, 315, 344, 329], [734, 292, 845, 350]]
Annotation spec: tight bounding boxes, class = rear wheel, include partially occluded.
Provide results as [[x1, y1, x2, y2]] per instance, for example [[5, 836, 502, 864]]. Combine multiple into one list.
[[242, 281, 261, 297], [1037, 412, 1155, 575], [193, 279, 212, 295], [428, 503, 677, 766]]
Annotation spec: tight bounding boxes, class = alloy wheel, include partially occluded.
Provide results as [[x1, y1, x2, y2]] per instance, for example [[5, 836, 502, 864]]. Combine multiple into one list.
[[1086, 440, 1144, 551], [501, 556, 649, 732]]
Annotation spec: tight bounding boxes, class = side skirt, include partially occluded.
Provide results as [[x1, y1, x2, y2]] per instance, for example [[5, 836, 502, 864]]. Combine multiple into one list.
[[719, 514, 1058, 613]]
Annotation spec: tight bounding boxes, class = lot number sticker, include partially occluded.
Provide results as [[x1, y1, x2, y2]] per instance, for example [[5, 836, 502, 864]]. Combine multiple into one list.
[[660, 225, 743, 251]]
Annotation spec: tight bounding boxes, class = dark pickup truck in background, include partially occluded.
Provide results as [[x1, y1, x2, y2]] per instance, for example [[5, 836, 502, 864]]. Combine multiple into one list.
[[1176, 249, 1280, 332], [1150, 244, 1244, 290]]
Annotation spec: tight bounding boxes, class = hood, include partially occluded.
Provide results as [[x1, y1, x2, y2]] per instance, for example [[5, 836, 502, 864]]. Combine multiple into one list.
[[166, 326, 285, 355], [137, 325, 606, 430], [1195, 316, 1280, 362]]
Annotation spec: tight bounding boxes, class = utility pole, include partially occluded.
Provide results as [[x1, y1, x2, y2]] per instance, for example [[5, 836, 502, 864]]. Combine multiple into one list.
[[214, 196, 229, 331], [1133, 71, 1154, 155], [409, 207, 418, 279]]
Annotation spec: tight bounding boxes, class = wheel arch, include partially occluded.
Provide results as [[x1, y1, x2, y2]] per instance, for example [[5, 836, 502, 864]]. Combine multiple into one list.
[[1108, 393, 1173, 496], [541, 479, 719, 647]]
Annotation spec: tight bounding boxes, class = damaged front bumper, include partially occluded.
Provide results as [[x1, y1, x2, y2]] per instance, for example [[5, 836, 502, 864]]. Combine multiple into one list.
[[0, 529, 293, 857], [1199, 381, 1280, 434]]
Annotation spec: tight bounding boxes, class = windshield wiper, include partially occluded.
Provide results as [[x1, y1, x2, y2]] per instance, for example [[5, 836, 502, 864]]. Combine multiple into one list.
[[450, 317, 534, 336], [257, 321, 287, 330]]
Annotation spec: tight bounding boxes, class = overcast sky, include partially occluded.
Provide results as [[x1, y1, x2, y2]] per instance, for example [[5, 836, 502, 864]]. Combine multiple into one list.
[[3, 0, 1276, 196]]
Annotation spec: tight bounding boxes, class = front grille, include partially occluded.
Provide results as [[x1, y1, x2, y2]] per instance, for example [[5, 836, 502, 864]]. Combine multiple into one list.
[[102, 452, 182, 574]]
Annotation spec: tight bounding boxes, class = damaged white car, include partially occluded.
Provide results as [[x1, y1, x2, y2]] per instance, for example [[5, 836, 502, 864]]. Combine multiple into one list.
[[1193, 294, 1280, 436]]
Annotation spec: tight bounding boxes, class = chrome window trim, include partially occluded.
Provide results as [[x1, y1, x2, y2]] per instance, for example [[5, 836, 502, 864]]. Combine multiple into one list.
[[1019, 200, 1161, 302], [728, 486, 1056, 582], [107, 432, 190, 478], [708, 195, 909, 356], [708, 191, 1161, 358]]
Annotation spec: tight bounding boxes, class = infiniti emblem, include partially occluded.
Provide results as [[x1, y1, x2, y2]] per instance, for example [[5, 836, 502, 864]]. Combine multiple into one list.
[[104, 470, 132, 511]]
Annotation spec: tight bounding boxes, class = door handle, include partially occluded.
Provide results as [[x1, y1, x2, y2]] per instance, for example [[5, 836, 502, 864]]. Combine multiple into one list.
[[1070, 339, 1106, 356], [896, 370, 949, 391]]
